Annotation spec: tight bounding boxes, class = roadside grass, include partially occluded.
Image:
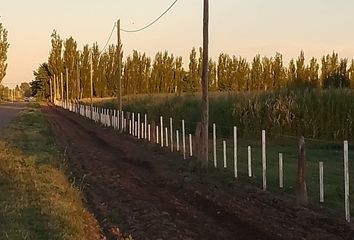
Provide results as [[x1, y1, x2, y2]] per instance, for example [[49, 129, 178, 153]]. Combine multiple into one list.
[[0, 103, 102, 240]]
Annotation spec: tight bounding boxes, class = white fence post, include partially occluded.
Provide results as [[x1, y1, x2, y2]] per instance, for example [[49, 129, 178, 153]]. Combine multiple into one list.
[[132, 113, 135, 135], [142, 123, 144, 140], [248, 146, 252, 177], [262, 130, 267, 191], [213, 123, 217, 168], [176, 130, 180, 152], [170, 117, 173, 152], [234, 126, 238, 178], [279, 153, 284, 189], [319, 161, 324, 203], [344, 140, 350, 222], [138, 113, 141, 139], [160, 116, 164, 147], [189, 134, 193, 157], [129, 120, 132, 135], [144, 114, 147, 140], [223, 140, 227, 168], [121, 111, 124, 132], [148, 124, 151, 142], [165, 127, 169, 147], [182, 120, 186, 159], [156, 127, 159, 144]]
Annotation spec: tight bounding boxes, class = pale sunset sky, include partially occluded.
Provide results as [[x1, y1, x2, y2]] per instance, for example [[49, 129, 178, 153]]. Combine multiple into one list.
[[1, 0, 354, 88]]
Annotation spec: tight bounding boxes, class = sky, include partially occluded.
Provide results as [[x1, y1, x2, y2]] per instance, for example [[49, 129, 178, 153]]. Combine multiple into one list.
[[1, 0, 354, 88]]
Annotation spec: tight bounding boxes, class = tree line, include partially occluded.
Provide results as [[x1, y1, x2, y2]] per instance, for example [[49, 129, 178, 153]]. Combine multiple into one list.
[[33, 31, 354, 100]]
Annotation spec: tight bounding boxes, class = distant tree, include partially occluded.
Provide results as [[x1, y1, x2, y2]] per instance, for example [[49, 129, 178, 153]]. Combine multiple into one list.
[[0, 23, 9, 84], [188, 48, 200, 91], [20, 82, 31, 97], [32, 63, 51, 99], [250, 55, 262, 90], [322, 52, 349, 88], [271, 53, 286, 89]]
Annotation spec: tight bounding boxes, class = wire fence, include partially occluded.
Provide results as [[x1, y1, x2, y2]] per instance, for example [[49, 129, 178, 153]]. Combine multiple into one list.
[[55, 99, 353, 223]]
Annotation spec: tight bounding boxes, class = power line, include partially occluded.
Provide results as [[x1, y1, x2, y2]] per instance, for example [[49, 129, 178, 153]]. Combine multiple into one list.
[[100, 23, 117, 54], [121, 0, 178, 33]]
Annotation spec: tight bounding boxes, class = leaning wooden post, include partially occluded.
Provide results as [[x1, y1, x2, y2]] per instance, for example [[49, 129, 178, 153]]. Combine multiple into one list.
[[344, 140, 350, 222], [296, 136, 308, 205], [262, 130, 267, 191]]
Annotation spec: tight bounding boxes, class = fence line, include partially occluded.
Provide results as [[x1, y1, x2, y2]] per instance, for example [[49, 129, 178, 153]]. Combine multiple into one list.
[[54, 100, 352, 222]]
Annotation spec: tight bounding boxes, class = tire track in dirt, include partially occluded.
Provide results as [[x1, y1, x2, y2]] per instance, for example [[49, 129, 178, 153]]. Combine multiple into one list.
[[42, 105, 354, 240]]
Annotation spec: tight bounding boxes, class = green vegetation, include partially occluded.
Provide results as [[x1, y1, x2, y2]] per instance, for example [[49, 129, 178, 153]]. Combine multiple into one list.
[[0, 22, 9, 85], [95, 89, 354, 141], [0, 104, 101, 239]]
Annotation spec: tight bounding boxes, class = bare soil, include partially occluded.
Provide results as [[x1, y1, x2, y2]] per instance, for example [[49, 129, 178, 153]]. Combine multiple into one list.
[[42, 105, 354, 240]]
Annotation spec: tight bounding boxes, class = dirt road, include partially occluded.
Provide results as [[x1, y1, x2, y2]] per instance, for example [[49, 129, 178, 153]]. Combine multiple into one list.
[[42, 105, 354, 240], [0, 102, 26, 129]]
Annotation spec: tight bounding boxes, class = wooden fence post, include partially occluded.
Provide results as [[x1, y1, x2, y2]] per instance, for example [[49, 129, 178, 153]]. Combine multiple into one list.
[[344, 140, 350, 222], [170, 117, 173, 152], [296, 136, 308, 205], [262, 130, 267, 191], [279, 153, 284, 189], [319, 161, 324, 203], [234, 126, 238, 178], [189, 134, 193, 157], [182, 120, 186, 159], [213, 123, 217, 168], [248, 146, 252, 177], [223, 140, 227, 168], [176, 130, 180, 152]]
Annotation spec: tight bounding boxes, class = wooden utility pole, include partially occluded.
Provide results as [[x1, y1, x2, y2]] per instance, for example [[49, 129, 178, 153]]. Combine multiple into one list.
[[201, 0, 209, 167], [90, 54, 93, 119], [66, 68, 69, 103], [117, 19, 122, 111], [296, 136, 308, 205]]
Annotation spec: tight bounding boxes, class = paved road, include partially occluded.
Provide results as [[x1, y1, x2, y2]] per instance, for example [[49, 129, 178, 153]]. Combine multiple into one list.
[[0, 102, 26, 129]]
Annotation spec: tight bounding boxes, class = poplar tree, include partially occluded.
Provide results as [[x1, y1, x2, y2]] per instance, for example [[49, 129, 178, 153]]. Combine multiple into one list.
[[0, 23, 9, 84]]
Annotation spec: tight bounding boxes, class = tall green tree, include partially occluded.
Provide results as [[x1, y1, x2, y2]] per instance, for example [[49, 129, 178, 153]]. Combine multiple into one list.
[[0, 23, 9, 84]]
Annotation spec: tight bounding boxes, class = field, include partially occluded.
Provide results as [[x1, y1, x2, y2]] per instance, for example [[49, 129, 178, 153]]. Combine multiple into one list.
[[87, 89, 354, 215], [0, 104, 101, 240]]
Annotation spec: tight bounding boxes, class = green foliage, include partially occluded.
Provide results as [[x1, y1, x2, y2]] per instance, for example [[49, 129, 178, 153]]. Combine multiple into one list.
[[97, 90, 354, 141], [0, 22, 9, 84]]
